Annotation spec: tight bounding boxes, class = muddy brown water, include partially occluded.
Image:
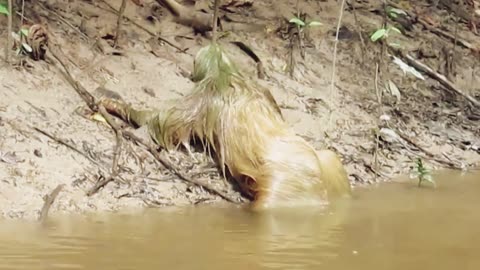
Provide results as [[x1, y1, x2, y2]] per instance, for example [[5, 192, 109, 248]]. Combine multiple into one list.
[[0, 171, 479, 270]]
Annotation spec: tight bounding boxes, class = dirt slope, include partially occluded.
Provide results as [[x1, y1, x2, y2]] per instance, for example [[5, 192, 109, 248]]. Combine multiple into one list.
[[0, 0, 478, 220]]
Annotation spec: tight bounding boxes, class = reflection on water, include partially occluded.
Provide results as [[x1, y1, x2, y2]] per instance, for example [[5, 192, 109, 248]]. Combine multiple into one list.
[[0, 171, 479, 270]]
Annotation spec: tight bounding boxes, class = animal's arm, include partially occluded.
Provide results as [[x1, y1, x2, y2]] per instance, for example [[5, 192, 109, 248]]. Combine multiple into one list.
[[100, 98, 157, 128]]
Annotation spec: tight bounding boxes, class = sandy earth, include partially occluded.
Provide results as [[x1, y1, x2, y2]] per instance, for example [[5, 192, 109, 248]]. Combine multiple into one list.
[[0, 0, 479, 220]]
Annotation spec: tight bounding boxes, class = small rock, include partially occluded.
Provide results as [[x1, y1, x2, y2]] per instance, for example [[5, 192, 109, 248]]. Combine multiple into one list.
[[34, 149, 43, 158], [142, 86, 156, 97]]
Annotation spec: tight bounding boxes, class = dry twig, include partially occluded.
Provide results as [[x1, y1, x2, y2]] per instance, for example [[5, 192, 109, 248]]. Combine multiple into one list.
[[38, 184, 65, 222], [33, 126, 105, 169], [5, 0, 13, 64], [86, 105, 124, 196], [36, 2, 91, 42], [329, 0, 347, 127], [114, 0, 128, 48]]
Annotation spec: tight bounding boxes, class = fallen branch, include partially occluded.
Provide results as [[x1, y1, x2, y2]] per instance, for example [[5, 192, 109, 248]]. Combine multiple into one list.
[[389, 46, 480, 107], [38, 184, 65, 222], [47, 44, 98, 111]]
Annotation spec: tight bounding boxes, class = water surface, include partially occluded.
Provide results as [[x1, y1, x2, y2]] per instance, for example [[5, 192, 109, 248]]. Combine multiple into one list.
[[0, 171, 479, 270]]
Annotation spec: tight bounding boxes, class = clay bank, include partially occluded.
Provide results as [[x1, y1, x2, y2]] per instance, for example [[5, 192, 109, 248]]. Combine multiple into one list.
[[0, 0, 479, 220]]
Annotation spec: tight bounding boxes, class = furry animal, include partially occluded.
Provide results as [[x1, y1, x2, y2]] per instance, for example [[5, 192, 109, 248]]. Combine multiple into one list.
[[100, 43, 351, 210]]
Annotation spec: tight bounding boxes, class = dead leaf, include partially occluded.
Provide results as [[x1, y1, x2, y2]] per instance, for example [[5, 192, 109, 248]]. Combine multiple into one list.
[[0, 151, 25, 164], [387, 79, 401, 102]]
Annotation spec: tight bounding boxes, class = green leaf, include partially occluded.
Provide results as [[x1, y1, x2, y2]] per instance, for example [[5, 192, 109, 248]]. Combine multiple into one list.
[[388, 42, 402, 48], [0, 3, 9, 15], [370, 28, 386, 42], [289, 17, 306, 27], [307, 21, 322, 27], [20, 28, 29, 37], [389, 26, 402, 34], [388, 12, 398, 19], [389, 7, 407, 16]]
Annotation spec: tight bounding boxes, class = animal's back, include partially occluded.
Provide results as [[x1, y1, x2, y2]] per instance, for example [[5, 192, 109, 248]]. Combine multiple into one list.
[[218, 85, 351, 209]]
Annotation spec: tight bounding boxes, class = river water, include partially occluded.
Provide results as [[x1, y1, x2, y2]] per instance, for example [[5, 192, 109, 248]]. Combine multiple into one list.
[[0, 171, 479, 270]]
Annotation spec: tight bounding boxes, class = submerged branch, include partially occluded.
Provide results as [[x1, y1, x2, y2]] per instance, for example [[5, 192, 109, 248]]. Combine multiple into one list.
[[38, 184, 65, 222]]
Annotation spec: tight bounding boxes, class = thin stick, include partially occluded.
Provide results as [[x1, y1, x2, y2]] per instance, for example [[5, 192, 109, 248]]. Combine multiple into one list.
[[20, 0, 25, 26], [98, 0, 187, 53], [328, 0, 346, 127], [86, 106, 123, 196], [47, 44, 98, 111], [211, 0, 220, 43], [348, 0, 366, 63], [373, 62, 380, 182], [38, 184, 65, 222], [114, 0, 127, 48], [36, 2, 91, 42], [5, 0, 13, 64], [33, 126, 105, 169]]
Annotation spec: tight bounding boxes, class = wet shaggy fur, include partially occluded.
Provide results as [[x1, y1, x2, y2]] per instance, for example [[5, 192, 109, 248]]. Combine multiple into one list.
[[100, 43, 351, 210]]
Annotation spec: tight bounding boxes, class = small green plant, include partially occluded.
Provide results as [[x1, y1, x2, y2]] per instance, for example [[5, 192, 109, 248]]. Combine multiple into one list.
[[285, 16, 322, 77], [0, 2, 8, 16], [12, 28, 33, 56], [412, 158, 435, 188], [370, 25, 401, 43], [289, 17, 322, 28], [386, 7, 407, 19]]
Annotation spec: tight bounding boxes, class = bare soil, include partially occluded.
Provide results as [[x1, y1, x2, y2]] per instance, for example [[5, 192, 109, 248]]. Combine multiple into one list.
[[0, 0, 479, 220]]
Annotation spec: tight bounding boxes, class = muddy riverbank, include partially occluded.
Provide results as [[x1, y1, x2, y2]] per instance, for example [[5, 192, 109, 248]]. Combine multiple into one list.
[[0, 0, 479, 220]]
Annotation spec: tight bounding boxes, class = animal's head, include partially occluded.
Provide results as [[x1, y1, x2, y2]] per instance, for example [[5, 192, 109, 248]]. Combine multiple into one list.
[[191, 44, 240, 92]]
